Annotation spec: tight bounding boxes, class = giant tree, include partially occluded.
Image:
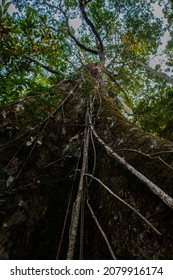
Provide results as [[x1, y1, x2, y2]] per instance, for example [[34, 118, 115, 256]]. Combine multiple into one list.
[[0, 0, 173, 260]]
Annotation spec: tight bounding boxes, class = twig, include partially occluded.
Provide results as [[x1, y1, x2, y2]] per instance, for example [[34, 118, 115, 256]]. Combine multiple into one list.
[[85, 174, 161, 236], [90, 125, 173, 210], [43, 155, 71, 168], [114, 148, 151, 158], [158, 157, 173, 171], [110, 149, 173, 171], [87, 200, 117, 259], [150, 150, 173, 156], [1, 134, 30, 177]]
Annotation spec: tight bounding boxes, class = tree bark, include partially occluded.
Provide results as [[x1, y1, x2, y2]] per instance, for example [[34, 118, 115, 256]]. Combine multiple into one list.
[[0, 77, 173, 260]]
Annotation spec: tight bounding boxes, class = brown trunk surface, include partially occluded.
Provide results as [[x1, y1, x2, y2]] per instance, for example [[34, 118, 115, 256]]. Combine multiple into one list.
[[0, 81, 173, 260]]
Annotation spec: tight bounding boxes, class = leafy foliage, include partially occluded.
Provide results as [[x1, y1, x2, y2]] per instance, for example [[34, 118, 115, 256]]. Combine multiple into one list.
[[0, 1, 68, 103], [0, 0, 173, 139]]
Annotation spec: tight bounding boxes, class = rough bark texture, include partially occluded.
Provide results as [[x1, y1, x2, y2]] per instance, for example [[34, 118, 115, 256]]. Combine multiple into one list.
[[0, 80, 173, 260]]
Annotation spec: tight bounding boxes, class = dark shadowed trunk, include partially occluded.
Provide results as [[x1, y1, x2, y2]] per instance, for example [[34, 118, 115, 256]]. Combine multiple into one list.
[[0, 69, 173, 260]]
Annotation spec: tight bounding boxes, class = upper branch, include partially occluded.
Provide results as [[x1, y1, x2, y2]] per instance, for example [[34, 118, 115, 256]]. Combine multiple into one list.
[[43, 0, 98, 55], [60, 4, 98, 56], [79, 0, 104, 59], [26, 57, 60, 75], [67, 30, 98, 55], [133, 59, 173, 85]]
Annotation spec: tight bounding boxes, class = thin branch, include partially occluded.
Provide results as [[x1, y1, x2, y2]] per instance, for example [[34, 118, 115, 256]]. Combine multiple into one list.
[[132, 59, 173, 85], [43, 155, 71, 169], [37, 0, 99, 55], [34, 84, 78, 128], [6, 59, 30, 78], [87, 200, 117, 259], [90, 125, 173, 210], [16, 118, 50, 180], [56, 156, 81, 260], [114, 148, 151, 158], [66, 106, 90, 260], [1, 135, 30, 177], [68, 31, 98, 55], [150, 150, 173, 156], [158, 157, 173, 171], [79, 0, 104, 58], [79, 178, 86, 260], [26, 57, 60, 75], [86, 129, 97, 187], [41, 1, 59, 12], [85, 174, 161, 236], [112, 148, 173, 171], [59, 5, 98, 55], [86, 95, 97, 187], [56, 192, 72, 259]]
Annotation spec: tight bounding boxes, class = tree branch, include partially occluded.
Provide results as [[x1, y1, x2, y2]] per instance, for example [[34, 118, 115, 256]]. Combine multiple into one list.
[[79, 0, 104, 59], [59, 5, 98, 55], [43, 0, 98, 55], [66, 107, 90, 260], [133, 59, 173, 85], [85, 174, 161, 235], [26, 57, 60, 75], [87, 199, 117, 259], [90, 124, 173, 210], [68, 30, 98, 55]]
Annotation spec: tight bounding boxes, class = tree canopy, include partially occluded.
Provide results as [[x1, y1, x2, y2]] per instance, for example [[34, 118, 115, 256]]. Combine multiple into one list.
[[0, 0, 173, 138]]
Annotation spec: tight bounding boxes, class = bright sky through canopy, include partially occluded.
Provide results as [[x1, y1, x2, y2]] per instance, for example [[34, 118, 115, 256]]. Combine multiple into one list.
[[7, 0, 171, 74]]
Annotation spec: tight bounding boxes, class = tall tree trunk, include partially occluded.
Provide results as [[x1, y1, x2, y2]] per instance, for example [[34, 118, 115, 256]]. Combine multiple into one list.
[[0, 74, 173, 260]]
